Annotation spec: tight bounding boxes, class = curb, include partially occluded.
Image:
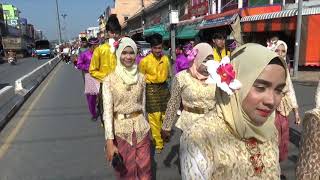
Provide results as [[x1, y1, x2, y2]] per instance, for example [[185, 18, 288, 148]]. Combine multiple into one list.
[[292, 79, 318, 86], [0, 57, 61, 131]]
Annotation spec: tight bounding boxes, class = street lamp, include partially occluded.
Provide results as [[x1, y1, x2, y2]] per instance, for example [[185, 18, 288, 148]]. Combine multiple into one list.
[[61, 13, 67, 42], [55, 0, 62, 44]]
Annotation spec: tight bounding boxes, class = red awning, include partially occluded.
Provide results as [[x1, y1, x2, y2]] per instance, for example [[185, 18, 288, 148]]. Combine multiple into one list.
[[241, 17, 297, 32]]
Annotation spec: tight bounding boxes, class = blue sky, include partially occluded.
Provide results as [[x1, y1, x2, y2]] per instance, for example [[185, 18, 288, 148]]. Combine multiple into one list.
[[2, 0, 113, 40]]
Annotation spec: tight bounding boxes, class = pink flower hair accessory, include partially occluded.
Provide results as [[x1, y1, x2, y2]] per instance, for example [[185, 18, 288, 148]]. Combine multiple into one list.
[[205, 56, 242, 95], [113, 38, 122, 50], [186, 48, 198, 62]]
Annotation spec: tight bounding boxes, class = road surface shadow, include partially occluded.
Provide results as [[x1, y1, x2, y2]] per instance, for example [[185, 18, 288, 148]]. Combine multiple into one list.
[[163, 144, 180, 174], [0, 83, 9, 89]]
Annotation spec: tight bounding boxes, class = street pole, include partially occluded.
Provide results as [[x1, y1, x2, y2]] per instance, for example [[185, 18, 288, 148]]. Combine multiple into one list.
[[61, 14, 67, 42], [55, 0, 62, 44], [293, 0, 303, 77], [169, 3, 176, 67]]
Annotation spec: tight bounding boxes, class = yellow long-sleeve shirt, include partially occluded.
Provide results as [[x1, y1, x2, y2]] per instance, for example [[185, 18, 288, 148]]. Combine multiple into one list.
[[139, 53, 170, 84], [89, 43, 116, 81], [213, 47, 230, 62]]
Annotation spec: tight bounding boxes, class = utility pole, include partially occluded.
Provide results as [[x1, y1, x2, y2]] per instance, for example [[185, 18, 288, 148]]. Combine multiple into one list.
[[169, 2, 177, 65], [55, 0, 62, 44], [293, 0, 303, 77], [61, 14, 67, 42]]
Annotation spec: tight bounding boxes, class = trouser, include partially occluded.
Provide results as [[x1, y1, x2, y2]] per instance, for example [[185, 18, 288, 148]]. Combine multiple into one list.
[[97, 83, 104, 126], [148, 111, 165, 150], [86, 94, 97, 118]]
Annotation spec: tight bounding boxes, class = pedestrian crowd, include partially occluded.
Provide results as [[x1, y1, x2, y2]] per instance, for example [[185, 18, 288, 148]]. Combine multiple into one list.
[[59, 14, 320, 180]]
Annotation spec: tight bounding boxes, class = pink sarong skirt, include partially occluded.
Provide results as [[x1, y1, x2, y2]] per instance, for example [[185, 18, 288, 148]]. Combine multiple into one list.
[[113, 132, 152, 180]]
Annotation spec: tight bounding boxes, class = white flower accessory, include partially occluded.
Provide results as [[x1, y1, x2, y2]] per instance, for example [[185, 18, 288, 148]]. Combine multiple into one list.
[[108, 38, 115, 53], [205, 56, 242, 95]]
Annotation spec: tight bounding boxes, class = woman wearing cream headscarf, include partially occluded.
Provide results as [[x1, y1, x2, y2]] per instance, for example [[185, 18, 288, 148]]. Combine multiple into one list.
[[102, 37, 151, 179], [161, 43, 216, 140], [268, 40, 300, 165], [296, 81, 320, 179], [180, 43, 288, 179]]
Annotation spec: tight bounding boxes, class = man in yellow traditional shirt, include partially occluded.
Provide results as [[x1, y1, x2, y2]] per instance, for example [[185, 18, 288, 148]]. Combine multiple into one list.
[[139, 33, 171, 153], [89, 15, 120, 125], [212, 33, 230, 62]]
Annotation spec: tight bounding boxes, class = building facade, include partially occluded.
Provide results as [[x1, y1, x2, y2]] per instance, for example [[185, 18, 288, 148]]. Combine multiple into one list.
[[111, 0, 158, 26]]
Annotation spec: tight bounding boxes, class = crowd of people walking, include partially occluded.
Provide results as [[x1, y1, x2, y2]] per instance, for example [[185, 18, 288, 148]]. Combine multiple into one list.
[[62, 14, 319, 180]]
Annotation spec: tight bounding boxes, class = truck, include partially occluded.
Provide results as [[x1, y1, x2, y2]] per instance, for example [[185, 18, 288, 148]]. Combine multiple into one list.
[[2, 36, 29, 58]]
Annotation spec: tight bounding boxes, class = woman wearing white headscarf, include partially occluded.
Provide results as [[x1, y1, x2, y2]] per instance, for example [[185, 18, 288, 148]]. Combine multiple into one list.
[[268, 40, 300, 164], [161, 43, 216, 139], [180, 43, 288, 179], [102, 37, 151, 179]]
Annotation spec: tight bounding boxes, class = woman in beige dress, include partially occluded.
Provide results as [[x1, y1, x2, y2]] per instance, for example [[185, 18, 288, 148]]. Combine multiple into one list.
[[268, 40, 300, 164], [103, 37, 151, 179], [180, 43, 288, 179], [296, 80, 320, 179], [161, 43, 216, 138]]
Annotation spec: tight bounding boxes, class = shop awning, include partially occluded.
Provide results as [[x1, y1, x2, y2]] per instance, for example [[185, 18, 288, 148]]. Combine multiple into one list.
[[176, 17, 203, 39], [143, 24, 169, 40], [241, 7, 320, 22], [198, 9, 239, 30]]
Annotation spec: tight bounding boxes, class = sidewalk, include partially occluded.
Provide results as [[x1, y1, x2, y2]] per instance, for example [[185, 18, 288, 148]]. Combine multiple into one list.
[[291, 71, 319, 85]]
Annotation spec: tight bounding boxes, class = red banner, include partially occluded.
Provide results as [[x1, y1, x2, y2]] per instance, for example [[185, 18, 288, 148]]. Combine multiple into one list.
[[241, 5, 282, 17]]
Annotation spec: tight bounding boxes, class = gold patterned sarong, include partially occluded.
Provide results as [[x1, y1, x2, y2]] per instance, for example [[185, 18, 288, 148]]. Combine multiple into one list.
[[146, 83, 170, 113]]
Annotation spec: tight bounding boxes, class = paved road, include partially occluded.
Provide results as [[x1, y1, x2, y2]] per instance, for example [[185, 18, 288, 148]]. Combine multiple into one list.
[[0, 57, 50, 89], [0, 61, 317, 180]]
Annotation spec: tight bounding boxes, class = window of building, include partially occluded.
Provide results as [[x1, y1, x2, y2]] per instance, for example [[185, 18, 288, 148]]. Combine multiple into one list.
[[3, 10, 10, 19], [192, 0, 200, 6], [14, 10, 19, 17]]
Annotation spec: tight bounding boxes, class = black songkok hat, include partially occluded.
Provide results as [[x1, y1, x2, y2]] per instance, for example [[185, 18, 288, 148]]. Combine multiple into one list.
[[147, 33, 163, 47], [80, 37, 87, 42], [211, 33, 224, 40], [106, 14, 121, 33]]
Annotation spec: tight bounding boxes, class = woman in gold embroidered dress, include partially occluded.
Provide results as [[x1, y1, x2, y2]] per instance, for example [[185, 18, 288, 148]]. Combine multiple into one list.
[[296, 80, 320, 179], [103, 37, 151, 179], [161, 43, 216, 137], [180, 43, 288, 179]]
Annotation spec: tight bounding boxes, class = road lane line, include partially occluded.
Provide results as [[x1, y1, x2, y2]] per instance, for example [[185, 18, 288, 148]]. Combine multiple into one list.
[[0, 62, 62, 159]]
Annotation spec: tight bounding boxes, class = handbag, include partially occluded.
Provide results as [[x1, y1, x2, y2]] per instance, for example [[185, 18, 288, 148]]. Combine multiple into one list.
[[112, 153, 126, 173]]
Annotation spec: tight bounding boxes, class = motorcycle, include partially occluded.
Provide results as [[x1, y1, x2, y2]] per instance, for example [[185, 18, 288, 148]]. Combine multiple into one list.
[[7, 50, 17, 65], [8, 57, 17, 65]]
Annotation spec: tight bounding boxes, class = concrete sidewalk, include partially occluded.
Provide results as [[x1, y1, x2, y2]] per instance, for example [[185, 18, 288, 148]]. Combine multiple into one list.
[[291, 71, 319, 84]]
